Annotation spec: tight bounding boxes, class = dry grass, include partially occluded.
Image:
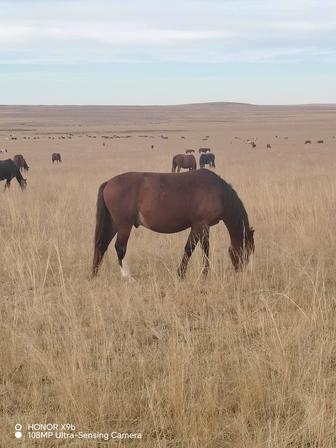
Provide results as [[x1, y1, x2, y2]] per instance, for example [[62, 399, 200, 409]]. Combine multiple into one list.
[[1, 122, 336, 447]]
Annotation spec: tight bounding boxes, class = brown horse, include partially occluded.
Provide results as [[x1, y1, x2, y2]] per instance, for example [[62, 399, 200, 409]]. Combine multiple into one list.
[[172, 154, 197, 172], [52, 153, 62, 163], [13, 154, 29, 172], [92, 170, 254, 279]]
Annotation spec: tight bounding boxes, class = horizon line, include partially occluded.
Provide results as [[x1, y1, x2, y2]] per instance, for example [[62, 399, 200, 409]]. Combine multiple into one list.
[[1, 101, 336, 108]]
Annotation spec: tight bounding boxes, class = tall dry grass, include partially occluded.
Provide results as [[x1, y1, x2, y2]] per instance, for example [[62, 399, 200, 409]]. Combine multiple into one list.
[[1, 133, 336, 447]]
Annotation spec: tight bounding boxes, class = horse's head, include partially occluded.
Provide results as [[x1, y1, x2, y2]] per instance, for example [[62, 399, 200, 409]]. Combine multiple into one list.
[[20, 178, 27, 190], [229, 227, 255, 271]]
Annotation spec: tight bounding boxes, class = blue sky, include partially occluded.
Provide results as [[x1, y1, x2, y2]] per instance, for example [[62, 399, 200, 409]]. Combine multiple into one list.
[[0, 0, 335, 104]]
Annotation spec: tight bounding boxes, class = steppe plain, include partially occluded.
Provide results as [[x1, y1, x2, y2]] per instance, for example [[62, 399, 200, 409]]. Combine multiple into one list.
[[1, 103, 336, 447]]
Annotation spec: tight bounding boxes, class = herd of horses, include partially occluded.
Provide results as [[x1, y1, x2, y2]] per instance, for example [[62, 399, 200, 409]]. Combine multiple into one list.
[[0, 153, 62, 190], [0, 143, 255, 279], [172, 148, 216, 172]]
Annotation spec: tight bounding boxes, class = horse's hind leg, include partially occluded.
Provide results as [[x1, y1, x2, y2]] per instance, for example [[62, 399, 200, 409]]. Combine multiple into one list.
[[4, 180, 10, 191], [115, 225, 134, 280], [177, 226, 201, 279]]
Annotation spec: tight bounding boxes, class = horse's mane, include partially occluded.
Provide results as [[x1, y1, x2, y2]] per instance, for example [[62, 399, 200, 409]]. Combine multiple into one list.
[[204, 170, 250, 236], [12, 160, 25, 180]]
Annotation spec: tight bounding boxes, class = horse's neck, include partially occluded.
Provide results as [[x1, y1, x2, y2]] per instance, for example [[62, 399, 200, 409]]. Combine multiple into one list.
[[221, 189, 248, 248]]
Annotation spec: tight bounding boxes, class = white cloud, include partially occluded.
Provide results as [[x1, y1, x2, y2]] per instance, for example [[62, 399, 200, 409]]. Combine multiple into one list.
[[0, 0, 335, 66], [0, 23, 235, 46]]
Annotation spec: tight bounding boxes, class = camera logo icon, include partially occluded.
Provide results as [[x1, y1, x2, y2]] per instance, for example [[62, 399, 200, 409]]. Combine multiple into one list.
[[15, 424, 23, 439]]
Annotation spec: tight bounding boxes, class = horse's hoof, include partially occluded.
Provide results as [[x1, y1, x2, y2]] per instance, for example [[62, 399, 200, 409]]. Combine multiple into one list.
[[177, 268, 186, 279], [128, 276, 136, 283]]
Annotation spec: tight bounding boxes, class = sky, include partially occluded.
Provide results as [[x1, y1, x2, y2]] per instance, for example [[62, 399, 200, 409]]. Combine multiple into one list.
[[0, 0, 335, 105]]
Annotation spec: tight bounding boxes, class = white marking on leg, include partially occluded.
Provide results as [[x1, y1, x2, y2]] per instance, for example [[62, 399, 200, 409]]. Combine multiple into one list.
[[120, 260, 130, 278], [120, 261, 135, 282]]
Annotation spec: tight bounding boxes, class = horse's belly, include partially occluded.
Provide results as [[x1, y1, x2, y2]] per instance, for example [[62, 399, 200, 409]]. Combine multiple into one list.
[[137, 211, 190, 234]]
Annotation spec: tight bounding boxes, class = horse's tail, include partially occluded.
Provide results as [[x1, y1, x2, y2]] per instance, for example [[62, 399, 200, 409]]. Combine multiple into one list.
[[172, 157, 177, 172], [92, 181, 111, 276]]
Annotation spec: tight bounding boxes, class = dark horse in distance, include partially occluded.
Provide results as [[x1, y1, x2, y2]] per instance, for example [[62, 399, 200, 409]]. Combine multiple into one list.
[[52, 153, 62, 163], [199, 153, 215, 168], [13, 154, 29, 172], [171, 154, 197, 172], [92, 170, 254, 279], [0, 159, 27, 190]]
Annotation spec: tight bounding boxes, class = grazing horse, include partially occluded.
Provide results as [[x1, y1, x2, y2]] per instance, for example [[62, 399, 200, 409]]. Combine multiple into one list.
[[185, 149, 195, 154], [172, 154, 197, 172], [317, 140, 324, 144], [266, 144, 271, 149], [305, 140, 311, 144], [52, 153, 62, 163], [0, 159, 27, 190], [199, 153, 215, 168], [199, 147, 211, 154], [13, 154, 29, 172], [92, 170, 254, 279]]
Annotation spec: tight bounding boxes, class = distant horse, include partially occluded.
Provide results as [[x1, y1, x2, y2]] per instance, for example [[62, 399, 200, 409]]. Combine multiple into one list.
[[317, 140, 324, 144], [266, 144, 271, 149], [92, 170, 254, 279], [172, 154, 197, 172], [185, 149, 195, 154], [199, 153, 215, 168], [0, 159, 27, 190], [199, 147, 211, 153], [305, 140, 311, 144], [52, 153, 62, 163], [13, 154, 29, 172], [250, 142, 256, 148]]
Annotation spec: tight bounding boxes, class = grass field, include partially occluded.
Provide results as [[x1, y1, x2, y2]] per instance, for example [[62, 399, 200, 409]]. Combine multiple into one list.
[[1, 105, 336, 447]]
